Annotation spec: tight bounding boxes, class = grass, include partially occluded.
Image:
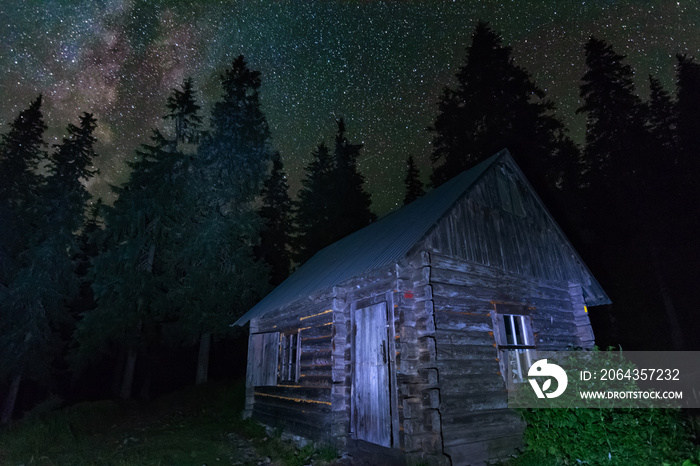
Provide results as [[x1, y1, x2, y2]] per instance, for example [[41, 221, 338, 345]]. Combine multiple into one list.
[[0, 379, 338, 466]]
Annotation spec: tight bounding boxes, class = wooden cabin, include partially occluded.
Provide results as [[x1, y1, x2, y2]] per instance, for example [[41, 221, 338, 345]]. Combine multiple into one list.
[[233, 149, 610, 465]]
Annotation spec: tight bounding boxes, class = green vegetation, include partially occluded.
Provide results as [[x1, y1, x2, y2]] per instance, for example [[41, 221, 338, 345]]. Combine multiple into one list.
[[0, 380, 339, 466], [500, 408, 700, 466], [503, 349, 700, 465]]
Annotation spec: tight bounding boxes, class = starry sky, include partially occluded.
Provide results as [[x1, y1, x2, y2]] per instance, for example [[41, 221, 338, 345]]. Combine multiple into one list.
[[1, 0, 698, 215]]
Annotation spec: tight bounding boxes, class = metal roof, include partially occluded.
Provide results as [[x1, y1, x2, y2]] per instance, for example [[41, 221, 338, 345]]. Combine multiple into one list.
[[233, 149, 608, 326]]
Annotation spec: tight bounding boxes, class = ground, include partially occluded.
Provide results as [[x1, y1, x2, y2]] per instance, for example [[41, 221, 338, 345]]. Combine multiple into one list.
[[0, 380, 351, 466]]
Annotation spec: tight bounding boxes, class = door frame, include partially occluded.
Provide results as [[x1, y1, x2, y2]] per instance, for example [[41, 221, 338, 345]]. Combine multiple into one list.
[[349, 292, 399, 447]]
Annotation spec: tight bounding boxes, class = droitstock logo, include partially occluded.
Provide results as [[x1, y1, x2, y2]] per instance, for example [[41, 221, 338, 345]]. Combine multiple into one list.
[[528, 359, 568, 398]]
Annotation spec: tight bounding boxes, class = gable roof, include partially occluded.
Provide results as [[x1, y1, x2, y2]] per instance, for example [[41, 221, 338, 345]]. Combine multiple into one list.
[[234, 149, 609, 326]]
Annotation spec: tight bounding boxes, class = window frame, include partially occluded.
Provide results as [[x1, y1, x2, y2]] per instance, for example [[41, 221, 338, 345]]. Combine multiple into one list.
[[492, 303, 536, 384], [278, 330, 301, 384]]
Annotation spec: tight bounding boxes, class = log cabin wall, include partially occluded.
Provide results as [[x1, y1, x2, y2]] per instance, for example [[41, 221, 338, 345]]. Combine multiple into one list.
[[426, 252, 579, 464], [414, 159, 597, 464], [246, 293, 337, 443], [240, 155, 603, 465], [332, 265, 399, 452], [332, 258, 450, 464], [394, 252, 451, 465]]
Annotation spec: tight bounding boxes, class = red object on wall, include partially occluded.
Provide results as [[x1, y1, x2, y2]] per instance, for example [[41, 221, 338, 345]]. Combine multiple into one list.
[[404, 291, 414, 299]]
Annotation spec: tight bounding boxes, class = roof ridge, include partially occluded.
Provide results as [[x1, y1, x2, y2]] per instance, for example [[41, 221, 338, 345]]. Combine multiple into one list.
[[233, 150, 507, 326]]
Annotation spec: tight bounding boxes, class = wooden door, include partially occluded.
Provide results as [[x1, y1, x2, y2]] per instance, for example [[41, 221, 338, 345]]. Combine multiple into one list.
[[352, 302, 392, 447]]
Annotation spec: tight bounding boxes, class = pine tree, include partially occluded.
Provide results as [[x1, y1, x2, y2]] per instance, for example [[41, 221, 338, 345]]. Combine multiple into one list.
[[177, 55, 271, 384], [331, 118, 376, 238], [646, 75, 677, 155], [429, 22, 572, 198], [77, 129, 185, 399], [75, 85, 198, 398], [258, 152, 292, 286], [294, 142, 336, 263], [403, 155, 425, 205], [1, 107, 98, 423], [676, 54, 700, 164], [577, 37, 646, 193], [164, 77, 203, 146], [294, 120, 376, 264], [0, 97, 49, 424]]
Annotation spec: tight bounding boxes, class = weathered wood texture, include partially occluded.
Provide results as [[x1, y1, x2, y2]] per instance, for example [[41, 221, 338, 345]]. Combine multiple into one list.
[[249, 299, 338, 441], [244, 330, 279, 417], [330, 266, 399, 450], [422, 161, 592, 289], [352, 302, 392, 447], [426, 252, 578, 465], [569, 284, 595, 348], [244, 159, 600, 465], [391, 255, 448, 463]]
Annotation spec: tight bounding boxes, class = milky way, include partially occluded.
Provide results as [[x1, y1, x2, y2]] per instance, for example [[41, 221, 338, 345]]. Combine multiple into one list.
[[1, 0, 698, 214]]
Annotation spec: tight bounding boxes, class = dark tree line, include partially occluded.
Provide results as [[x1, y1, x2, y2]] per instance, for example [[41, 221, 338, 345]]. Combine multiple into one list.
[[2, 24, 699, 421], [428, 23, 700, 351], [294, 118, 376, 263], [0, 97, 99, 423], [0, 55, 377, 418]]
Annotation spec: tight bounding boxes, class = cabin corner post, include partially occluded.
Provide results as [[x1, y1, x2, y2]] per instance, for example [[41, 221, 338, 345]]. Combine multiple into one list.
[[400, 251, 448, 463], [330, 296, 349, 450], [569, 283, 595, 348], [243, 319, 258, 419]]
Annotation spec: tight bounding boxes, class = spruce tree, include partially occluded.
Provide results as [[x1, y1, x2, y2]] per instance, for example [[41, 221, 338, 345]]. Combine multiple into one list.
[[578, 38, 684, 349], [294, 120, 375, 264], [642, 75, 679, 198], [667, 56, 700, 344], [403, 155, 425, 205], [76, 83, 199, 397], [646, 75, 677, 155], [0, 97, 49, 424], [676, 54, 700, 164], [294, 142, 336, 263], [0, 96, 47, 286], [258, 152, 292, 286], [674, 54, 700, 214], [0, 95, 47, 210], [164, 77, 203, 146], [178, 55, 271, 384], [77, 130, 185, 399], [1, 106, 98, 423], [429, 22, 572, 199], [38, 112, 99, 318], [331, 118, 376, 238], [577, 37, 646, 194]]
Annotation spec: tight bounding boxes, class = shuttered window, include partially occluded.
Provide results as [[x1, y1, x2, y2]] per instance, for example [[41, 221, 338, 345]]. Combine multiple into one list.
[[279, 331, 301, 383], [249, 332, 280, 386], [492, 304, 535, 384]]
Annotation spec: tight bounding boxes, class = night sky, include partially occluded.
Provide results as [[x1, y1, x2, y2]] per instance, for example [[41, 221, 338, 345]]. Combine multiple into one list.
[[1, 0, 698, 215]]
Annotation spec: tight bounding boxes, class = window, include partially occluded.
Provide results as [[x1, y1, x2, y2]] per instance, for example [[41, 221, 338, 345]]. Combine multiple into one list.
[[279, 331, 301, 383], [492, 304, 535, 384]]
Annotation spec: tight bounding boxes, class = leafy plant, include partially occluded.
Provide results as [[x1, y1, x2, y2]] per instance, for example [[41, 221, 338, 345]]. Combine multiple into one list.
[[514, 348, 699, 465]]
